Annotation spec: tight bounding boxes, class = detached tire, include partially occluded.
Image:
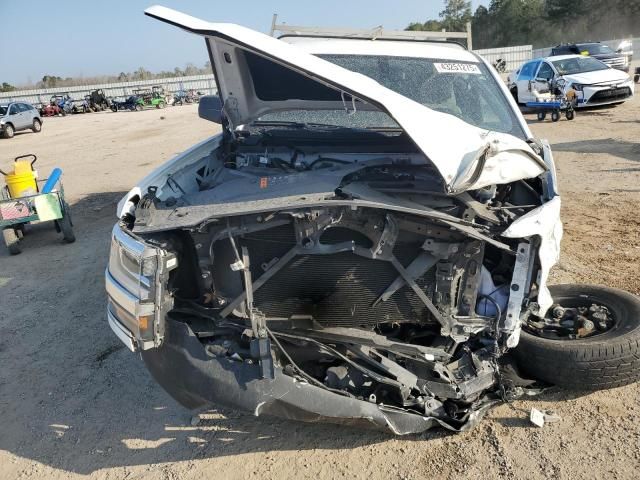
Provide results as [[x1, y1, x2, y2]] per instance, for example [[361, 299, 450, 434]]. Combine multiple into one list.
[[514, 284, 640, 390]]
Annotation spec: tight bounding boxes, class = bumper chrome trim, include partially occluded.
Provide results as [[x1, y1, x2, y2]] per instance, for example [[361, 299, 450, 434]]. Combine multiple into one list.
[[107, 310, 136, 352], [105, 268, 154, 316]]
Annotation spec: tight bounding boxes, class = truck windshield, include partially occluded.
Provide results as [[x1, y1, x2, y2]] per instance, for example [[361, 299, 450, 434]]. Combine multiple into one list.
[[258, 55, 523, 138], [552, 56, 609, 75], [578, 44, 615, 55]]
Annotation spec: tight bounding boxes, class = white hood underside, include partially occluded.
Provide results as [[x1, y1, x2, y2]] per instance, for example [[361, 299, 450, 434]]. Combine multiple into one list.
[[145, 5, 547, 193]]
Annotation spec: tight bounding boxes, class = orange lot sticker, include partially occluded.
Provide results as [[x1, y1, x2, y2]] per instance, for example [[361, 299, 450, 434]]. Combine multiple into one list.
[[260, 177, 268, 189]]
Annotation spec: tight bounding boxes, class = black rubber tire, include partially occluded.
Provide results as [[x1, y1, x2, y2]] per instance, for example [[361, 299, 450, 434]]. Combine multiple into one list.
[[551, 110, 560, 122], [2, 123, 14, 139], [32, 119, 42, 133], [59, 203, 75, 243], [514, 284, 640, 390], [566, 109, 575, 121], [510, 87, 518, 103], [3, 228, 21, 255], [537, 111, 546, 121], [135, 104, 143, 112]]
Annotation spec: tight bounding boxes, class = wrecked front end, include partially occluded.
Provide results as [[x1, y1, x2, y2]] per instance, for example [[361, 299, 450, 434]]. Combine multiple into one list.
[[104, 5, 563, 435], [106, 135, 561, 435]]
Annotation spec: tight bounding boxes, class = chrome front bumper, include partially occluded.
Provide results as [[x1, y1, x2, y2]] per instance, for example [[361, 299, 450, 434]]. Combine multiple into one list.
[[105, 268, 156, 351], [107, 310, 136, 352]]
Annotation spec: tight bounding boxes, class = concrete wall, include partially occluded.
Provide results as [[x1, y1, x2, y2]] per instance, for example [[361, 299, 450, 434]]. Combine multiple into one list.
[[474, 45, 533, 72]]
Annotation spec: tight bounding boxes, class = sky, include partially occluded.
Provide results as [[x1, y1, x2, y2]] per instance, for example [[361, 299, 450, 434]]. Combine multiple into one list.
[[0, 0, 485, 86]]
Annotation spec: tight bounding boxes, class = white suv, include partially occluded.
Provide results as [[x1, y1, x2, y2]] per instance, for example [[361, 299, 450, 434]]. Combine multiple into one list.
[[0, 102, 42, 139]]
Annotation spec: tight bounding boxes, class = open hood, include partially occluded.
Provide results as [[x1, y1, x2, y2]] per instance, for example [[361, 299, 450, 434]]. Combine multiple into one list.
[[145, 5, 547, 192]]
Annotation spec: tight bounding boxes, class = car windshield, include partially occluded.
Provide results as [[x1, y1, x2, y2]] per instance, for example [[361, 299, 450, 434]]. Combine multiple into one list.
[[578, 44, 615, 55], [0, 106, 7, 115], [552, 56, 609, 75], [257, 55, 523, 138]]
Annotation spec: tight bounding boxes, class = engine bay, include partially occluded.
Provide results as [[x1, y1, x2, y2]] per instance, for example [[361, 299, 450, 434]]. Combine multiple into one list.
[[127, 130, 547, 428]]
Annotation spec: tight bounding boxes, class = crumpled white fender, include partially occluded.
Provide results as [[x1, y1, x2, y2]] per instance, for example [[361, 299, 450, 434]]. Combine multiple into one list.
[[502, 196, 563, 345]]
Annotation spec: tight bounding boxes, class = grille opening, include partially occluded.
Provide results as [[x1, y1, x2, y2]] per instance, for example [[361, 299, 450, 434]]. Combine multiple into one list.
[[320, 227, 373, 248]]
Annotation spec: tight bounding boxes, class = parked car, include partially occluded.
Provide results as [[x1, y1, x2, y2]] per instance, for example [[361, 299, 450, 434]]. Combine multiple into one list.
[[173, 89, 201, 105], [110, 95, 144, 112], [40, 101, 63, 117], [508, 55, 634, 106], [88, 89, 111, 111], [0, 102, 42, 138], [551, 42, 631, 72], [50, 94, 75, 115], [132, 88, 167, 109], [106, 6, 640, 435]]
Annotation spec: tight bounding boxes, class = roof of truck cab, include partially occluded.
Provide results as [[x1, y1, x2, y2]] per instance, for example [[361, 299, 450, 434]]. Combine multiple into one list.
[[280, 36, 478, 61]]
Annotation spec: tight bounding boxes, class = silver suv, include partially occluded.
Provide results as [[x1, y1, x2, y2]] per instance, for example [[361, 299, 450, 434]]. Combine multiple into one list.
[[0, 102, 42, 139]]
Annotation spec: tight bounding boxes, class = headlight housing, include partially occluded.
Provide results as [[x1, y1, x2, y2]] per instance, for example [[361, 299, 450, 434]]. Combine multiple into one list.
[[570, 83, 584, 91], [106, 223, 177, 349]]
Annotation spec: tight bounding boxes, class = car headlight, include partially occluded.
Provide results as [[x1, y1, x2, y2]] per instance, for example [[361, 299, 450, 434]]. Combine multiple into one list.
[[570, 83, 584, 91], [107, 223, 177, 346]]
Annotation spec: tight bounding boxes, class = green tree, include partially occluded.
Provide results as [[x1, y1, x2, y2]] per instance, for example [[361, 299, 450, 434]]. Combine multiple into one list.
[[439, 0, 472, 31], [0, 82, 16, 92], [406, 19, 443, 31]]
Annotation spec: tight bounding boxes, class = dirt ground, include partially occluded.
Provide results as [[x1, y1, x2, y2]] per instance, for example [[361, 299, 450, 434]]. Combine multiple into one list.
[[1, 92, 639, 480]]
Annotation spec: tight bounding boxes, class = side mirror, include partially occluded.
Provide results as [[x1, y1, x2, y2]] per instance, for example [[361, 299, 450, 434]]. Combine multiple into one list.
[[198, 95, 223, 124]]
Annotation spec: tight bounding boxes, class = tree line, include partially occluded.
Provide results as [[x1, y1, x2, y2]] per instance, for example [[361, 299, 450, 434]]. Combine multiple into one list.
[[408, 0, 640, 49], [2, 61, 213, 92]]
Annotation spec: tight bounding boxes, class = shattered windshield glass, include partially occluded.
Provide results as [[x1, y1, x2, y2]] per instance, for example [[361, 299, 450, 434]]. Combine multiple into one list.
[[259, 55, 522, 137], [552, 56, 609, 75]]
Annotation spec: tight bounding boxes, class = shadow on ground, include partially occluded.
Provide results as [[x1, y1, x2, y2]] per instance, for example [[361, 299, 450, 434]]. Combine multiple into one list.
[[550, 138, 640, 163]]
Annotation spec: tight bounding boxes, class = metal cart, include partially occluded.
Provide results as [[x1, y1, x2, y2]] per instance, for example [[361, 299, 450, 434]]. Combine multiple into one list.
[[526, 78, 577, 122], [1, 155, 75, 255]]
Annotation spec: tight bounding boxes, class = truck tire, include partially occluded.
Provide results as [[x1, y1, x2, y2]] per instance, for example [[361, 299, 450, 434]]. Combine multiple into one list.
[[3, 228, 21, 255], [514, 284, 640, 390]]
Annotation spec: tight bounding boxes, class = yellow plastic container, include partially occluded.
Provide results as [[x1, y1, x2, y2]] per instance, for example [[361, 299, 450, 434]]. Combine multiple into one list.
[[4, 160, 38, 198]]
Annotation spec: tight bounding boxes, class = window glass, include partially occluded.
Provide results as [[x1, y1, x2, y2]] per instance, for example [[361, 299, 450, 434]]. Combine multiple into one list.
[[8, 105, 18, 115], [552, 56, 609, 75], [518, 61, 540, 80], [577, 43, 614, 55], [536, 63, 554, 80], [255, 54, 524, 138], [18, 103, 31, 112]]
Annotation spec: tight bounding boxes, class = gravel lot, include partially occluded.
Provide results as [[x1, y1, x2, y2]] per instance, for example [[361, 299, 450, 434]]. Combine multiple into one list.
[[1, 95, 639, 479]]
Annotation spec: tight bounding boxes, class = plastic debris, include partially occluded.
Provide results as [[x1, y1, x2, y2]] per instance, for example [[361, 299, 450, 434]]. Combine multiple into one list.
[[530, 408, 561, 427]]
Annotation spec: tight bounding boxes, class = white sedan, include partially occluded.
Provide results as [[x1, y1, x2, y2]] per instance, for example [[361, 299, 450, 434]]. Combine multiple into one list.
[[507, 54, 634, 107]]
